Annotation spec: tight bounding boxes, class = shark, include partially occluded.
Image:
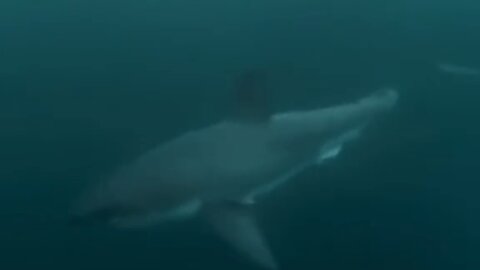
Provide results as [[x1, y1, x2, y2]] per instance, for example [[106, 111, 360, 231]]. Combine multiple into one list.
[[71, 71, 399, 269]]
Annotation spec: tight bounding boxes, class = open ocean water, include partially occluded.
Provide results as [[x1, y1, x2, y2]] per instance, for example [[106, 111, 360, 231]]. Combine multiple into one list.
[[1, 0, 479, 269]]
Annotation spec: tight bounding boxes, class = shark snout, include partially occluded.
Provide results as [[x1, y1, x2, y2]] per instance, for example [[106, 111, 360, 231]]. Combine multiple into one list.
[[68, 205, 136, 227]]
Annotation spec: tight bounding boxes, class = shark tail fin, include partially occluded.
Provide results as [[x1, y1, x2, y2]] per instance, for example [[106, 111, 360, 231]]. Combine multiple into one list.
[[367, 88, 399, 110]]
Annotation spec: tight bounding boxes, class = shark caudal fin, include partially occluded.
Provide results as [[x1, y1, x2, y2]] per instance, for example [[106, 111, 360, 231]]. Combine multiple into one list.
[[353, 88, 399, 117]]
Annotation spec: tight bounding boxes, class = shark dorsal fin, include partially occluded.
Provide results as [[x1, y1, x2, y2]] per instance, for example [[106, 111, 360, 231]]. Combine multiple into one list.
[[233, 70, 271, 123]]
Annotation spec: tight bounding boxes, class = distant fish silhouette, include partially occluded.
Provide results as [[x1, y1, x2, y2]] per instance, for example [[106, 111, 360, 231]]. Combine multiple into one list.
[[438, 63, 480, 76]]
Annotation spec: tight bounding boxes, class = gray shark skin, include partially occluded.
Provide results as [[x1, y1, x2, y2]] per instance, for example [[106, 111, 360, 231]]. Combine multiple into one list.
[[72, 86, 398, 269]]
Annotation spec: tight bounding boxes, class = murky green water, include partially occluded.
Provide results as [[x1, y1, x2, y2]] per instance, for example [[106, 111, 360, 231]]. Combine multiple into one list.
[[1, 1, 479, 269]]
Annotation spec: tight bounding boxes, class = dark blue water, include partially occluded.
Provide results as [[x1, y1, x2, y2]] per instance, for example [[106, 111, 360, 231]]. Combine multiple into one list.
[[1, 1, 479, 269]]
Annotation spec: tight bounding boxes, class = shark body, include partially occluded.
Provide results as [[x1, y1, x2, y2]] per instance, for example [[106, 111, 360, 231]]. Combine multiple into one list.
[[72, 78, 398, 269]]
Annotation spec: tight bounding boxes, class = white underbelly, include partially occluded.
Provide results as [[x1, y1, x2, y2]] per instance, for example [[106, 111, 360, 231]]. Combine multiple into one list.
[[243, 128, 361, 204], [243, 162, 311, 204]]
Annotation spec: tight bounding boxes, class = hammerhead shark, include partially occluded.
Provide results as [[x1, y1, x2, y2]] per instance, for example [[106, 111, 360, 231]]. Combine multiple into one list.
[[71, 71, 399, 269]]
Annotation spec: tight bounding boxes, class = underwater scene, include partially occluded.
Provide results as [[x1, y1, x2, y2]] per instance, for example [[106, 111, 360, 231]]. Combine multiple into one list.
[[0, 0, 479, 269]]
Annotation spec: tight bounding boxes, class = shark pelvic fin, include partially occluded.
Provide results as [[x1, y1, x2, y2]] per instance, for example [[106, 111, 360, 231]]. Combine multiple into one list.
[[316, 127, 364, 165], [202, 201, 278, 269]]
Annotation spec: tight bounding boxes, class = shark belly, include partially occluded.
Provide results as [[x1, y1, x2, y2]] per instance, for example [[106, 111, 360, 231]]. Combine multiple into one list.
[[243, 163, 310, 203], [111, 199, 202, 229]]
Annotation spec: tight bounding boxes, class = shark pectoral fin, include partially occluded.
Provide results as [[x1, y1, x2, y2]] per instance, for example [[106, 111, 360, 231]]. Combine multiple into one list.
[[233, 69, 271, 123], [202, 202, 278, 270]]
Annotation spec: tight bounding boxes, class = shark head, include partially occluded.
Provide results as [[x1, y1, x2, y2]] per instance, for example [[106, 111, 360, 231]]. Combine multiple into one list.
[[69, 204, 135, 227], [69, 181, 135, 227]]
